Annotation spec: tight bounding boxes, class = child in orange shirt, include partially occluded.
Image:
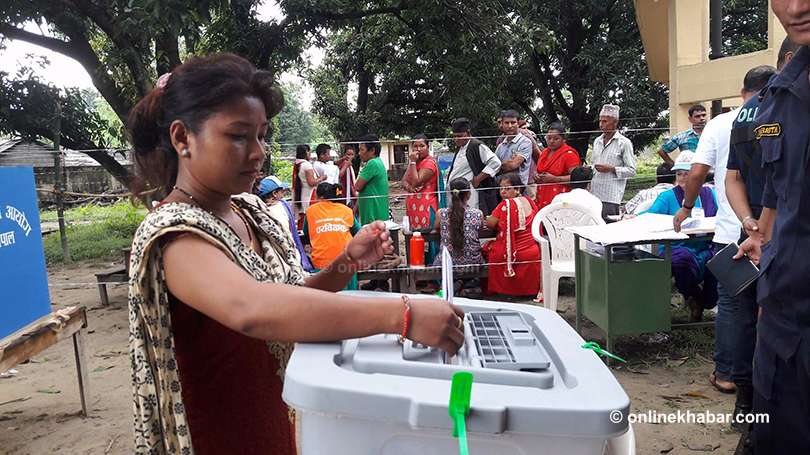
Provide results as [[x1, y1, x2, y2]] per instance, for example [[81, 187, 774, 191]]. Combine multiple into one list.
[[303, 183, 361, 290]]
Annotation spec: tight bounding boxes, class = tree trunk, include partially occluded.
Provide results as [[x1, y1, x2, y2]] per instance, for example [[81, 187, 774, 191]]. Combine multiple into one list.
[[156, 27, 181, 75], [356, 55, 370, 115]]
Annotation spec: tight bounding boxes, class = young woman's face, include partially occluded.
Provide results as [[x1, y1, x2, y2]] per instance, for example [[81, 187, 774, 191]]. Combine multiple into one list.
[[675, 170, 690, 188], [182, 96, 268, 196], [344, 148, 355, 160], [499, 179, 520, 200], [412, 140, 429, 159], [546, 130, 564, 150]]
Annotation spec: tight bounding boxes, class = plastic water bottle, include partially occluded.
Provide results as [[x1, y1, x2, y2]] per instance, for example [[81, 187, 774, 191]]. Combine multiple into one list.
[[409, 231, 425, 268]]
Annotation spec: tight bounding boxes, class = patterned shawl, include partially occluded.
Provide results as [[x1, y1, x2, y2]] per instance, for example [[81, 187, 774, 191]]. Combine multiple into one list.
[[128, 193, 306, 454], [504, 196, 535, 277]]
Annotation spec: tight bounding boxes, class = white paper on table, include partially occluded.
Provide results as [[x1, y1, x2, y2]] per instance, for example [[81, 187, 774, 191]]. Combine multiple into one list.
[[441, 246, 454, 305], [680, 216, 716, 234], [566, 213, 690, 245]]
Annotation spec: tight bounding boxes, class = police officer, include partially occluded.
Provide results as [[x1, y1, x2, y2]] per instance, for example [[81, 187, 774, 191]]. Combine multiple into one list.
[[736, 1, 810, 451], [725, 39, 797, 428]]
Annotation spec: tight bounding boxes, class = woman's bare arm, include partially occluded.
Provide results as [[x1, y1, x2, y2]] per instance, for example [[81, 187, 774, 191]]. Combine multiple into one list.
[[162, 235, 465, 352]]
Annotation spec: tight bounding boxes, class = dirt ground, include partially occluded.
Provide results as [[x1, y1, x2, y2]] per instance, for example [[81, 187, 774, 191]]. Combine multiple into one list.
[[0, 259, 744, 455]]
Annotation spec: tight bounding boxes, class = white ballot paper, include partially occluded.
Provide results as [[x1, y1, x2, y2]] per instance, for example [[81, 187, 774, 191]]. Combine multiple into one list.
[[441, 246, 460, 363], [441, 246, 454, 305]]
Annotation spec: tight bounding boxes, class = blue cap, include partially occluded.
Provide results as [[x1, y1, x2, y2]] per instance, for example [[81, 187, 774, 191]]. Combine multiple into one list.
[[258, 176, 290, 197]]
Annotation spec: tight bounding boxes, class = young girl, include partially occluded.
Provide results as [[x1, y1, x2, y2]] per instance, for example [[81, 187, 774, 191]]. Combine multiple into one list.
[[127, 53, 464, 455], [303, 183, 360, 290], [433, 178, 484, 267], [483, 174, 542, 297]]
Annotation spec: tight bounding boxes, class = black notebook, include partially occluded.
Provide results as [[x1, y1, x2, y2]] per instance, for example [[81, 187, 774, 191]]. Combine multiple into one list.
[[706, 242, 760, 297]]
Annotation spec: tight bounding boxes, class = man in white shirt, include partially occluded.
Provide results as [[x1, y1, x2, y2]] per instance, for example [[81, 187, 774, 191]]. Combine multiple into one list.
[[551, 166, 602, 215], [673, 66, 769, 397], [446, 117, 502, 213], [590, 104, 637, 220], [313, 143, 340, 184]]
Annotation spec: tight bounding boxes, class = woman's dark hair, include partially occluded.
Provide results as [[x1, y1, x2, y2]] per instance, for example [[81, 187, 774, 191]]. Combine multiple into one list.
[[499, 173, 523, 193], [358, 134, 382, 157], [569, 166, 593, 190], [349, 140, 362, 174], [128, 53, 283, 205], [547, 121, 566, 134], [315, 182, 343, 203], [448, 178, 471, 253], [296, 144, 310, 160], [656, 162, 675, 184]]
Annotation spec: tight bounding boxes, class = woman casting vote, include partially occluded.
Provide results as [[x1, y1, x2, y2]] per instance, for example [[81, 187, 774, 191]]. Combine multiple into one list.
[[126, 53, 464, 455]]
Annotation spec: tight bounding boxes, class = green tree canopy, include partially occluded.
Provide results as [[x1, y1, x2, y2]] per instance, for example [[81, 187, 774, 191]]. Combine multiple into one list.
[[309, 0, 669, 154], [0, 64, 130, 179], [276, 82, 333, 148], [0, 0, 410, 181]]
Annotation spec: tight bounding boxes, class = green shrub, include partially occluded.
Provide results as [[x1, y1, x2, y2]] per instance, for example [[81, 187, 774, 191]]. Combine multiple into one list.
[[43, 202, 144, 263]]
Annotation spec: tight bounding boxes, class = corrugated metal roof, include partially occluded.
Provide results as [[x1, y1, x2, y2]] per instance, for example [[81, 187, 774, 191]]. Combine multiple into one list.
[[0, 140, 130, 168]]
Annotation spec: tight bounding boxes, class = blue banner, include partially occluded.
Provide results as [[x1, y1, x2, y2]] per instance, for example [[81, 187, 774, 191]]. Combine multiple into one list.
[[0, 167, 52, 339]]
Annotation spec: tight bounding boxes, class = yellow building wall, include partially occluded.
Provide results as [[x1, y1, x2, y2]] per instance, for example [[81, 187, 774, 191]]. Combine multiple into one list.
[[635, 0, 787, 134]]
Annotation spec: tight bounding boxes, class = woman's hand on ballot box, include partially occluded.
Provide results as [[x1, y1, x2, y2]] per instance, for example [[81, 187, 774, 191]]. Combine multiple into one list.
[[406, 299, 466, 356]]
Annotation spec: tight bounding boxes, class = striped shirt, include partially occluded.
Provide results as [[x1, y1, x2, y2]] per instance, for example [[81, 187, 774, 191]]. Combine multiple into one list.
[[661, 128, 700, 161], [590, 131, 637, 204]]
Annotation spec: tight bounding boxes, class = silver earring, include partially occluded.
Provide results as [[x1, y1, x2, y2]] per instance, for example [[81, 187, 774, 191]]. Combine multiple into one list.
[[181, 148, 190, 157]]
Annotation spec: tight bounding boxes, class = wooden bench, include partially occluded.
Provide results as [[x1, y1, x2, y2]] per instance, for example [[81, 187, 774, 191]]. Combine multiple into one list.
[[403, 263, 489, 293], [0, 306, 90, 416], [95, 248, 131, 306], [401, 228, 496, 293], [357, 265, 409, 293]]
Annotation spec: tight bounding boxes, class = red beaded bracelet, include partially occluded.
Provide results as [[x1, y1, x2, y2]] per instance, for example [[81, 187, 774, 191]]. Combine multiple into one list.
[[398, 296, 412, 344]]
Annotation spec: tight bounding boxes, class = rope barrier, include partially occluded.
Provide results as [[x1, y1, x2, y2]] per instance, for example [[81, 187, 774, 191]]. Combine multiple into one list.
[[46, 258, 568, 288], [6, 125, 680, 155]]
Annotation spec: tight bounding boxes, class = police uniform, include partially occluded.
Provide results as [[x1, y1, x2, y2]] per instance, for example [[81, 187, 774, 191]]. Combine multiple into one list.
[[726, 89, 774, 420], [750, 45, 810, 453]]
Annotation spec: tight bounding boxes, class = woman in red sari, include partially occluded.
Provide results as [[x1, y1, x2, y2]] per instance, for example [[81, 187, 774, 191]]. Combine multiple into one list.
[[401, 134, 439, 230], [534, 122, 581, 209], [483, 174, 542, 297]]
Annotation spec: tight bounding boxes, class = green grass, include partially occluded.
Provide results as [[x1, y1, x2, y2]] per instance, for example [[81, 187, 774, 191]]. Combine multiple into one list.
[[43, 201, 144, 263], [622, 147, 660, 202], [40, 200, 147, 223]]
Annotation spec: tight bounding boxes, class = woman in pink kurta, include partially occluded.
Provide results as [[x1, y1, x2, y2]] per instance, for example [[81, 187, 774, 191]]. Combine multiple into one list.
[[401, 134, 439, 230]]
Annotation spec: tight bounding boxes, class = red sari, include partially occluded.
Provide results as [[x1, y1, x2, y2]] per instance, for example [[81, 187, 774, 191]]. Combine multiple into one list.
[[405, 157, 439, 230], [535, 144, 581, 209], [483, 196, 541, 296]]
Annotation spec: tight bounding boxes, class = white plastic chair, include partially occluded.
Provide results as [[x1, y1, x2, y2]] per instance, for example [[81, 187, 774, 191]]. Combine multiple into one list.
[[630, 197, 655, 215], [606, 423, 636, 454], [531, 201, 605, 312]]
